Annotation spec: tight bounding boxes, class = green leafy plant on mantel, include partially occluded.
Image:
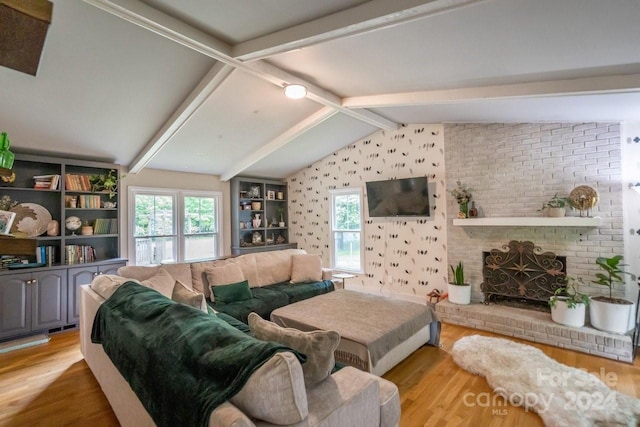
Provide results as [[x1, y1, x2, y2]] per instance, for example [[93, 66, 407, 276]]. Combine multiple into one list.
[[539, 193, 570, 210], [450, 261, 467, 286], [549, 276, 589, 309], [89, 169, 121, 200], [593, 255, 635, 304]]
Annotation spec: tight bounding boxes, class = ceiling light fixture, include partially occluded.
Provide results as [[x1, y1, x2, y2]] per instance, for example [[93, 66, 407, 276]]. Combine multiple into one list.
[[284, 84, 307, 99]]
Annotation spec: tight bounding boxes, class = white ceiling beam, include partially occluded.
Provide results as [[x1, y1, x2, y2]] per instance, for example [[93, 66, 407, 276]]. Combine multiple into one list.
[[343, 74, 640, 108], [233, 0, 489, 62], [221, 107, 338, 181], [128, 63, 235, 174], [83, 0, 399, 133]]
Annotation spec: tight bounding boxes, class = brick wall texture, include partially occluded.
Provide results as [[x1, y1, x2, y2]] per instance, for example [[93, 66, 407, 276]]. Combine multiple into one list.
[[444, 122, 623, 301]]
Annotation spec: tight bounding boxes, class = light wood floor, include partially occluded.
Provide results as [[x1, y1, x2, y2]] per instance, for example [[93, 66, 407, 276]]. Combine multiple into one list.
[[1, 324, 639, 427]]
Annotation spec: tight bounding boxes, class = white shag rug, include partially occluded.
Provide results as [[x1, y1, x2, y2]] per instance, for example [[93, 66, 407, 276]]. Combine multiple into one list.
[[452, 335, 640, 427]]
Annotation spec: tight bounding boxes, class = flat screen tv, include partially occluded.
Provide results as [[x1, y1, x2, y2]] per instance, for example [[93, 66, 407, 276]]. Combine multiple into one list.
[[365, 177, 430, 217]]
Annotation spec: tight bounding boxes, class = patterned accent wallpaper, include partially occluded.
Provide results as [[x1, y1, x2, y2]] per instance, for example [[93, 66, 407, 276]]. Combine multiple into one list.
[[287, 124, 447, 302]]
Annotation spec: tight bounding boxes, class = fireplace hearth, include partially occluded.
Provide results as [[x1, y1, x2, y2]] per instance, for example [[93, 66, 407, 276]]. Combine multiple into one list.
[[481, 241, 566, 310]]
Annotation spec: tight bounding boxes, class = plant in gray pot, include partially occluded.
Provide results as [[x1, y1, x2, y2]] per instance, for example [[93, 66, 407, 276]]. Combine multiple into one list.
[[589, 255, 635, 334], [549, 276, 589, 328], [448, 261, 471, 305]]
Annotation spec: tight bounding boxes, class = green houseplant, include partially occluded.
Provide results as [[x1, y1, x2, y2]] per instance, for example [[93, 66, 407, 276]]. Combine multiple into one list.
[[90, 169, 119, 200], [549, 276, 589, 327], [539, 194, 569, 217], [589, 255, 635, 334], [277, 207, 285, 227], [447, 261, 471, 305]]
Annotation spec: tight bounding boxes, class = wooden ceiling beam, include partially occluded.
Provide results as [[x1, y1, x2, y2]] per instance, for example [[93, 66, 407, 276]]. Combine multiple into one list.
[[233, 0, 489, 62], [128, 63, 235, 174], [220, 107, 338, 182]]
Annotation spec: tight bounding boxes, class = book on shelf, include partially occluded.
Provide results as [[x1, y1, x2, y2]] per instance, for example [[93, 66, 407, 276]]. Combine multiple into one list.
[[93, 218, 117, 234], [33, 174, 60, 190], [65, 244, 95, 264], [36, 245, 56, 266], [64, 174, 92, 192], [78, 194, 101, 209]]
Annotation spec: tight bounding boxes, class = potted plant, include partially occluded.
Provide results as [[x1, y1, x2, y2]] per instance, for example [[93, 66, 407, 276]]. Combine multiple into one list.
[[90, 169, 119, 200], [589, 255, 635, 334], [448, 261, 471, 305], [539, 194, 569, 217], [450, 181, 473, 218], [549, 276, 589, 327], [277, 207, 285, 227]]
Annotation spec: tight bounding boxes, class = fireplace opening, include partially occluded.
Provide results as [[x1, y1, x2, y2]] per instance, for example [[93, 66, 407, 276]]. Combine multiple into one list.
[[481, 241, 566, 312]]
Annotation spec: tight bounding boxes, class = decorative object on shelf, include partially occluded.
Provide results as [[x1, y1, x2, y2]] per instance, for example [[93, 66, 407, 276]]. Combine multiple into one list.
[[277, 191, 284, 200], [267, 190, 275, 200], [251, 201, 261, 210], [89, 169, 119, 199], [240, 221, 246, 229], [568, 185, 598, 217], [277, 206, 285, 227], [0, 195, 17, 211], [252, 213, 261, 228], [0, 170, 15, 185], [68, 196, 77, 208], [447, 261, 471, 305], [276, 234, 286, 244], [0, 210, 16, 235], [239, 190, 248, 198], [589, 255, 635, 334], [539, 193, 570, 217], [65, 215, 82, 235], [468, 201, 478, 217], [450, 180, 473, 219], [0, 132, 15, 171], [10, 203, 52, 237], [46, 219, 59, 236], [103, 201, 116, 209], [248, 185, 261, 198], [81, 221, 94, 236], [252, 231, 262, 244], [549, 276, 589, 328]]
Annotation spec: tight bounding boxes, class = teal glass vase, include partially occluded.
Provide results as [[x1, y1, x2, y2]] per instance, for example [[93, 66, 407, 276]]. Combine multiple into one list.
[[0, 133, 15, 170]]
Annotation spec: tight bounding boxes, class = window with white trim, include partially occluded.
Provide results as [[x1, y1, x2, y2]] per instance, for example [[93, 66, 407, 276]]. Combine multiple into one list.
[[330, 188, 363, 272], [129, 187, 222, 265]]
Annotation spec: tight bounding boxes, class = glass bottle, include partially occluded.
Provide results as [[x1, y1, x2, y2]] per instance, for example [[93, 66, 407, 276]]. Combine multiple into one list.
[[468, 201, 478, 217], [0, 132, 15, 170]]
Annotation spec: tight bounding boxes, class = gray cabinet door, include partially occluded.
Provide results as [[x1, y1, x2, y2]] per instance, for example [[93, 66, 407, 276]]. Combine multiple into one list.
[[0, 273, 31, 339], [67, 266, 97, 324], [31, 270, 67, 331]]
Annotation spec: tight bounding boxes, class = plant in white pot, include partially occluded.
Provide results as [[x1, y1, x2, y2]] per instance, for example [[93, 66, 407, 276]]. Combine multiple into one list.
[[589, 255, 635, 334], [549, 276, 589, 328], [539, 194, 569, 217], [448, 261, 471, 305]]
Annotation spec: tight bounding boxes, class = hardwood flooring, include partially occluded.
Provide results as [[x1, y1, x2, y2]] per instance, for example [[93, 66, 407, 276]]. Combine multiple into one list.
[[1, 324, 639, 426]]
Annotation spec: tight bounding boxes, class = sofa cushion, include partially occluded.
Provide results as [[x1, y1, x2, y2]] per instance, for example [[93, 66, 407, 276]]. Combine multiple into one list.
[[140, 268, 175, 298], [210, 280, 253, 305], [191, 259, 225, 298], [171, 280, 207, 313], [253, 249, 305, 286], [264, 280, 335, 304], [231, 254, 260, 287], [230, 351, 308, 425], [211, 287, 290, 324], [290, 254, 322, 284], [249, 312, 340, 387], [90, 274, 139, 300], [118, 263, 192, 289]]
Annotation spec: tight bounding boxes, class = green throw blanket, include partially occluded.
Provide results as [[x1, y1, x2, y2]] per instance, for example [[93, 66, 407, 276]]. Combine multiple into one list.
[[91, 281, 305, 427]]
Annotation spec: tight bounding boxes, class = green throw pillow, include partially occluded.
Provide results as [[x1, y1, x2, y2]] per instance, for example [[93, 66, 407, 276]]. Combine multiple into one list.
[[211, 280, 253, 304]]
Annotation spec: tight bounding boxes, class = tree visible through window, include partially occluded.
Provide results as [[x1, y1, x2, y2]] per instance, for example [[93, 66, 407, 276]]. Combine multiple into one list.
[[331, 189, 362, 272], [131, 188, 221, 265]]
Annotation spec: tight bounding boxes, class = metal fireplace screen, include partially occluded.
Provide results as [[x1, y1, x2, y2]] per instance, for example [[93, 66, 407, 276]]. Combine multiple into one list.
[[481, 241, 566, 306]]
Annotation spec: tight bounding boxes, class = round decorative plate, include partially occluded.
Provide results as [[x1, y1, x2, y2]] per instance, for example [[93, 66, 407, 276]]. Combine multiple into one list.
[[568, 185, 599, 210], [10, 203, 52, 237]]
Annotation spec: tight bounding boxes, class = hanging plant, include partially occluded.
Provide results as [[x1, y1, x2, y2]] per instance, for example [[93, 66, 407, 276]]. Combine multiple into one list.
[[89, 169, 119, 200]]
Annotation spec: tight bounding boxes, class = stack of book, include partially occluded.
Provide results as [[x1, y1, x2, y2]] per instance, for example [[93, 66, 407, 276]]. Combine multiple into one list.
[[93, 218, 118, 234], [78, 195, 101, 208], [0, 256, 26, 270], [65, 245, 96, 264], [33, 174, 61, 190], [36, 246, 56, 266], [65, 174, 92, 191]]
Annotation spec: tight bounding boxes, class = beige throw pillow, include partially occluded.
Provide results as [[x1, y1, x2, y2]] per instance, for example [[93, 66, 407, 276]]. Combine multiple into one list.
[[248, 313, 340, 387], [140, 268, 175, 298], [205, 263, 246, 302], [290, 254, 322, 284], [90, 274, 140, 300], [171, 280, 207, 313]]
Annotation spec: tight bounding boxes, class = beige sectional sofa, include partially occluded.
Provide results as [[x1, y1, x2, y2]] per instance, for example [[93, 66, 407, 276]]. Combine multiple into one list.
[[80, 249, 401, 427]]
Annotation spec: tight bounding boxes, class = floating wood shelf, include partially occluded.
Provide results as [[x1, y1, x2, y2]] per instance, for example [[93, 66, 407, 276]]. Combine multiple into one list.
[[452, 216, 602, 227]]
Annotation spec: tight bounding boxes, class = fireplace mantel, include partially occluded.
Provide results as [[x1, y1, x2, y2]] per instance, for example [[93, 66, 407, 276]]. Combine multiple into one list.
[[453, 216, 602, 227]]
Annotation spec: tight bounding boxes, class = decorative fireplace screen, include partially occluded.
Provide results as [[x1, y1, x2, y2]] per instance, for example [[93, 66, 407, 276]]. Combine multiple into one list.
[[481, 241, 566, 307]]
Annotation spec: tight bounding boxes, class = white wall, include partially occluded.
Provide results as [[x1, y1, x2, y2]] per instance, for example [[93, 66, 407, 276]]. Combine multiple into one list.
[[622, 122, 640, 305], [119, 168, 231, 261], [287, 124, 448, 303], [445, 123, 624, 302]]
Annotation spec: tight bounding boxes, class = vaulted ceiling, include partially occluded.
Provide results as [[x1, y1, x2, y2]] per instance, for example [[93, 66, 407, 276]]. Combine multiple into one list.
[[1, 0, 639, 179]]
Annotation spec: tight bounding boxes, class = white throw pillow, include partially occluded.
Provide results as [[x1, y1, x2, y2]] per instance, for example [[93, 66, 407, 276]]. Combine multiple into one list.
[[90, 274, 140, 300], [140, 268, 175, 298], [171, 280, 207, 313], [205, 263, 246, 302], [290, 254, 322, 284]]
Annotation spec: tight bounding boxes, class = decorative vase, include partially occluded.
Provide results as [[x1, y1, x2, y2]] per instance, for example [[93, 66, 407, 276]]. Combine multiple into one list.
[[251, 201, 261, 210], [548, 207, 565, 217], [458, 202, 468, 218], [447, 283, 471, 305], [81, 224, 93, 236], [252, 214, 261, 228], [550, 298, 585, 328], [279, 221, 285, 227]]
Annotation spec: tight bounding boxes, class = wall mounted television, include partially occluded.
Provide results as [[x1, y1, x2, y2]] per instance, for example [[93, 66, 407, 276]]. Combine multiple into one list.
[[365, 177, 430, 217]]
